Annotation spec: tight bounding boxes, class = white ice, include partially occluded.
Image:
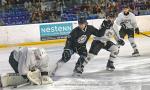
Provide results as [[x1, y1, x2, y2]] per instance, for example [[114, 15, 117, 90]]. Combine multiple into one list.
[[0, 37, 150, 90]]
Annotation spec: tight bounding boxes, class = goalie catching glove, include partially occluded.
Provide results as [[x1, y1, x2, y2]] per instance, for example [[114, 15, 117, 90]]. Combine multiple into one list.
[[117, 39, 125, 46], [27, 69, 53, 85]]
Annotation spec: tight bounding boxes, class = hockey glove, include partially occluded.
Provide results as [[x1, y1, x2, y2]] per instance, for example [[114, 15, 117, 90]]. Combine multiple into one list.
[[62, 49, 72, 61], [41, 75, 53, 85], [120, 22, 126, 29], [117, 39, 125, 46], [135, 27, 140, 34], [101, 20, 112, 29], [27, 69, 42, 85]]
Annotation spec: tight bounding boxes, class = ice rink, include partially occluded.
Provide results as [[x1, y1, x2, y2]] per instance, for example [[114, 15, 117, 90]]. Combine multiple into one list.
[[0, 37, 150, 90]]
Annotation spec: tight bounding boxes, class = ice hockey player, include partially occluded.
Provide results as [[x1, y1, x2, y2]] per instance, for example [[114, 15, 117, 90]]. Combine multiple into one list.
[[76, 13, 125, 74], [115, 5, 140, 56], [51, 16, 104, 76], [1, 47, 53, 87]]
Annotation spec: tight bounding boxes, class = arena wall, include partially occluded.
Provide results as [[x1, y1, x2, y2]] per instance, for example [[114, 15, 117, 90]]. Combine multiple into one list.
[[0, 15, 149, 48]]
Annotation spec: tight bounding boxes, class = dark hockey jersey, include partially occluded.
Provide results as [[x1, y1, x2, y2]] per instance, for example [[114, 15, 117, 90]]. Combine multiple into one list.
[[64, 25, 103, 49]]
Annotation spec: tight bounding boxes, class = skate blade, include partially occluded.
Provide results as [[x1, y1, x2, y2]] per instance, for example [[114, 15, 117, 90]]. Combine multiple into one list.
[[13, 82, 30, 88], [72, 72, 82, 77], [132, 54, 140, 57], [106, 68, 115, 71]]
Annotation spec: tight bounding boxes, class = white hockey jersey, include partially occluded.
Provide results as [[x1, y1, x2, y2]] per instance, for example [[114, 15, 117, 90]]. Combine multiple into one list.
[[116, 12, 138, 29], [94, 20, 120, 44], [13, 47, 49, 75]]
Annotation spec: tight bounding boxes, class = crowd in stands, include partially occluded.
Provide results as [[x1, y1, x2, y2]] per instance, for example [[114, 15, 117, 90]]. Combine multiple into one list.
[[0, 0, 149, 26]]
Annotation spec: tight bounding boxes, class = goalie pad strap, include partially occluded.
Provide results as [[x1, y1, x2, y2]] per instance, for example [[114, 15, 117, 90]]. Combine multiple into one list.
[[41, 72, 48, 76]]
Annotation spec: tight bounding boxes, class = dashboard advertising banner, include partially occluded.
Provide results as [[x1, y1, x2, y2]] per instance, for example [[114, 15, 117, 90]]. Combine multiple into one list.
[[40, 23, 73, 40]]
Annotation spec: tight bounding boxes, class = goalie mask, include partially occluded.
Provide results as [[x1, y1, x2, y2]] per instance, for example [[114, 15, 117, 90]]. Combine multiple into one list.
[[34, 48, 47, 60]]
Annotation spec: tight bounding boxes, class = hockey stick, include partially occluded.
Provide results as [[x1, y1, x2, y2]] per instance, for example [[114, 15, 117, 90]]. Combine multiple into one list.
[[139, 32, 150, 37], [112, 28, 120, 40]]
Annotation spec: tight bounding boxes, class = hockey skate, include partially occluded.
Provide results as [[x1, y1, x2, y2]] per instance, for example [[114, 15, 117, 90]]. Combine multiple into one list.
[[0, 73, 29, 87], [106, 60, 115, 71], [132, 49, 140, 57], [72, 65, 83, 77], [50, 60, 65, 77]]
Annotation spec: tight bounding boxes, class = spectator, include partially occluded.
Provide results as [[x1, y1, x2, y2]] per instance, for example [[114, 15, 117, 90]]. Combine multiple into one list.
[[98, 10, 105, 18], [0, 0, 150, 26], [24, 1, 29, 9], [93, 4, 101, 14], [1, 0, 7, 6], [28, 1, 32, 12], [40, 0, 47, 11], [81, 8, 89, 18], [0, 19, 5, 26], [30, 8, 43, 23], [56, 0, 62, 15], [133, 7, 140, 16], [145, 8, 150, 15], [16, 0, 20, 4], [49, 12, 58, 22]]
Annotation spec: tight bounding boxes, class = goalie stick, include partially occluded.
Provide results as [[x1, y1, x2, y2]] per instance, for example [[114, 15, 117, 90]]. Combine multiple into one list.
[[139, 32, 150, 37], [12, 82, 30, 88]]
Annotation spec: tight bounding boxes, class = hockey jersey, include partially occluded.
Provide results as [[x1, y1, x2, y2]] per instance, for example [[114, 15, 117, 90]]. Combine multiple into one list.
[[116, 12, 138, 29], [94, 20, 120, 44], [65, 25, 103, 49], [13, 47, 49, 75]]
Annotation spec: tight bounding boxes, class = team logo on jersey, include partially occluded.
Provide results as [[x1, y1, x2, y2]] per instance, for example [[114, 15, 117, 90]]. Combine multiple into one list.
[[105, 29, 113, 38], [123, 19, 131, 23], [77, 35, 87, 44]]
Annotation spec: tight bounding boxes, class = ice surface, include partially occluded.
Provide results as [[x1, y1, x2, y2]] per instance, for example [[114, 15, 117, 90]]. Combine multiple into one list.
[[0, 37, 150, 90]]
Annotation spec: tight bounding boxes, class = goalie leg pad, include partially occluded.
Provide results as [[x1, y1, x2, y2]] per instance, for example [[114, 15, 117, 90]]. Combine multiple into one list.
[[41, 76, 53, 85], [0, 73, 28, 87]]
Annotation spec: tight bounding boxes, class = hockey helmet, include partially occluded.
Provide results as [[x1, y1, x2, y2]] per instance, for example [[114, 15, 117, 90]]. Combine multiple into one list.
[[122, 5, 130, 9], [34, 48, 47, 60], [78, 16, 87, 24], [122, 5, 130, 15], [106, 12, 115, 18]]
